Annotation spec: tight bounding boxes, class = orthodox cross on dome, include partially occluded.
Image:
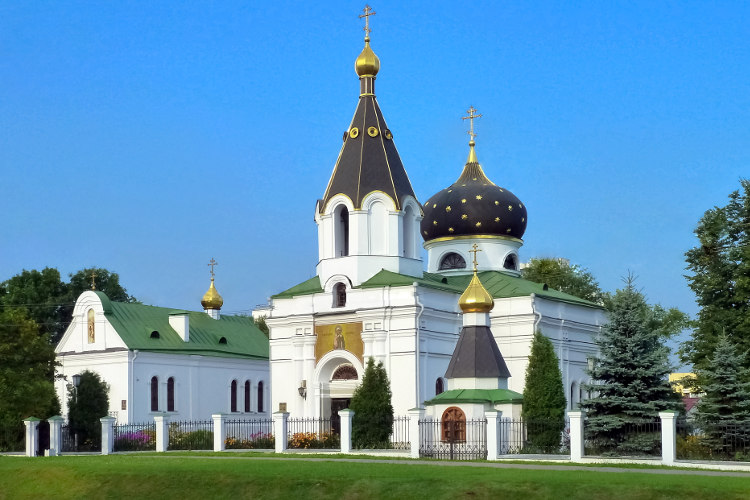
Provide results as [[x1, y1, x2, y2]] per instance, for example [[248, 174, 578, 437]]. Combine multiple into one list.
[[462, 106, 482, 142], [359, 5, 376, 37], [90, 269, 97, 290], [208, 258, 218, 279], [468, 243, 482, 271]]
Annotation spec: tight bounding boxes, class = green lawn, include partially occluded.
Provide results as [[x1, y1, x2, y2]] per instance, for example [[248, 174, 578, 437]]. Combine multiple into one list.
[[1, 455, 749, 500]]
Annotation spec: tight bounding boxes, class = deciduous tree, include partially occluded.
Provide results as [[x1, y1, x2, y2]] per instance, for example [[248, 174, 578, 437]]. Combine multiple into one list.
[[522, 258, 603, 303]]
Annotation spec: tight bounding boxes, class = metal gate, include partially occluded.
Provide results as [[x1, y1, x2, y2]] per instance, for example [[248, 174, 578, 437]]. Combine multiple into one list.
[[418, 418, 487, 460]]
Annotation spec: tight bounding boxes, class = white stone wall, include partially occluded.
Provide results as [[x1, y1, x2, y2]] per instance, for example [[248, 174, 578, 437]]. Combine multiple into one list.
[[425, 237, 523, 275]]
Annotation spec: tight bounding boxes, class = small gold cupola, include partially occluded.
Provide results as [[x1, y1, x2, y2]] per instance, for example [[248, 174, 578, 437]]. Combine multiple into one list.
[[458, 244, 495, 313], [355, 36, 380, 78], [201, 258, 224, 315]]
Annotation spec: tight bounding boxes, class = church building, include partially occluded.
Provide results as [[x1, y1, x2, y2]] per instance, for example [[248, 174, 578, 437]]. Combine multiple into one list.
[[264, 11, 607, 421]]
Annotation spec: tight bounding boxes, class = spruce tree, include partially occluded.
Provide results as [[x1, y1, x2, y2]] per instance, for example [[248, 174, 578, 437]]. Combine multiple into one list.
[[696, 335, 750, 453], [349, 357, 393, 448], [67, 370, 109, 450], [581, 278, 681, 455], [522, 331, 566, 451]]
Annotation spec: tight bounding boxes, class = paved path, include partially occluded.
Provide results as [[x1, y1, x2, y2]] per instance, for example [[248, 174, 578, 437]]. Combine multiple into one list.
[[134, 454, 750, 478]]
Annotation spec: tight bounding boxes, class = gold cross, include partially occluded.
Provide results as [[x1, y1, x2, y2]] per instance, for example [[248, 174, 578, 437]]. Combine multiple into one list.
[[90, 269, 97, 290], [461, 106, 482, 141], [468, 243, 482, 271], [208, 258, 218, 279], [359, 5, 376, 37]]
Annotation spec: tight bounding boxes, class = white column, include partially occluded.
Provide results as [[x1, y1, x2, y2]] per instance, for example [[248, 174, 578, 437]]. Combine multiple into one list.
[[659, 410, 678, 465], [273, 411, 289, 453], [154, 414, 170, 453], [339, 409, 354, 453], [100, 417, 116, 455], [407, 408, 424, 459], [568, 410, 584, 461], [24, 418, 40, 457], [48, 416, 64, 456], [212, 414, 226, 452], [485, 410, 501, 460]]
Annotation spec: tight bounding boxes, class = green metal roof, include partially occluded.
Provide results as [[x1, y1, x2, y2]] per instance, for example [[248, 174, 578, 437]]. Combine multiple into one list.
[[424, 388, 524, 406], [98, 297, 268, 360], [270, 269, 602, 309]]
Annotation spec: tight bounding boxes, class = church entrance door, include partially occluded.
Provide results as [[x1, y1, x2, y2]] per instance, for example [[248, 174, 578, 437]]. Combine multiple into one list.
[[330, 398, 350, 435]]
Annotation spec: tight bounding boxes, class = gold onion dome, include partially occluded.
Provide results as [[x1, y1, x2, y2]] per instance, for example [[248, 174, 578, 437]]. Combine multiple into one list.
[[458, 271, 495, 313], [355, 36, 380, 77], [201, 278, 224, 310]]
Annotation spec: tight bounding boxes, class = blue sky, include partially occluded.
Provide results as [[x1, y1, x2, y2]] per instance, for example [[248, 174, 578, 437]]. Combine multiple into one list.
[[2, 2, 748, 362]]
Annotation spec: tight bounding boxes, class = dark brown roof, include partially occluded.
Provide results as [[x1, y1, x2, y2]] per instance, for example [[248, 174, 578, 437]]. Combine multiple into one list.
[[445, 325, 511, 379]]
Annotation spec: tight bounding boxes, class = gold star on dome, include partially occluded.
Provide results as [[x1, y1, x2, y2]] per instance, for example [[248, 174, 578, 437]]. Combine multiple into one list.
[[476, 195, 482, 200], [519, 203, 523, 208], [446, 206, 452, 212], [508, 205, 513, 211], [461, 184, 466, 187], [472, 177, 477, 181], [424, 231, 428, 235], [433, 220, 438, 225], [499, 188, 504, 192], [494, 201, 499, 205], [475, 222, 482, 227], [521, 217, 525, 222], [495, 217, 500, 222], [461, 214, 468, 220], [433, 203, 437, 208], [448, 189, 453, 193], [461, 199, 467, 203], [448, 227, 454, 233], [506, 228, 512, 233]]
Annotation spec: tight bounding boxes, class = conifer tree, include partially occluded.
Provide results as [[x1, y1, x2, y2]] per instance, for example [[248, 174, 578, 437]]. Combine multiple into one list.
[[522, 331, 566, 450], [582, 278, 681, 454], [696, 335, 750, 428], [67, 370, 109, 450], [349, 357, 393, 448]]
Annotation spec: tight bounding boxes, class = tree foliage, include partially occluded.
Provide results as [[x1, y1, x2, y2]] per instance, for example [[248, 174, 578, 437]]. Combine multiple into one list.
[[67, 370, 109, 450], [696, 335, 750, 426], [349, 357, 394, 448], [521, 331, 566, 450], [682, 179, 750, 372], [0, 308, 60, 430], [522, 258, 603, 303], [0, 266, 136, 343], [582, 278, 682, 455], [253, 316, 269, 338]]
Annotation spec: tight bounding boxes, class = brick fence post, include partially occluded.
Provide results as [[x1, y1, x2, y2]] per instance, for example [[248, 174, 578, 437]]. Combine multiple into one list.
[[568, 411, 585, 461], [407, 408, 424, 459], [212, 414, 226, 452]]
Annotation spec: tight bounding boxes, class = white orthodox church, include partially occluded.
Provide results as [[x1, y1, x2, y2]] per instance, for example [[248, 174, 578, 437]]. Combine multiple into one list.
[[263, 17, 607, 421]]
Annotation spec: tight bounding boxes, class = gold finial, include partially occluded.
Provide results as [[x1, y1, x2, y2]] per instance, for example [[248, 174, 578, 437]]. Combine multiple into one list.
[[208, 258, 218, 279], [90, 269, 97, 290], [468, 243, 481, 271], [202, 259, 224, 310], [359, 5, 376, 40], [461, 106, 482, 163]]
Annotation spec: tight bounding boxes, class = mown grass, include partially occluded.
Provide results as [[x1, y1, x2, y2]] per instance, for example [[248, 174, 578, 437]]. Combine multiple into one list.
[[1, 454, 749, 500]]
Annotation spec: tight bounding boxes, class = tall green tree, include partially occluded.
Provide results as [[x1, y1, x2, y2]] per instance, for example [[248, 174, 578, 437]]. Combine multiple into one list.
[[683, 179, 750, 372], [696, 335, 750, 426], [522, 258, 603, 303], [521, 331, 566, 451], [0, 309, 60, 433], [582, 278, 682, 455], [67, 370, 109, 450], [349, 357, 394, 448]]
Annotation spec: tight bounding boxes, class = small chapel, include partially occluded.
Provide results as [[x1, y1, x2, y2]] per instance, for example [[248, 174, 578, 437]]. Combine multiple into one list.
[[263, 9, 607, 421]]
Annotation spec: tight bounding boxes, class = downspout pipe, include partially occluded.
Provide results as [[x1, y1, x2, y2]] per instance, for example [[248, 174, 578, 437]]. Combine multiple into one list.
[[130, 349, 139, 423], [413, 283, 424, 408]]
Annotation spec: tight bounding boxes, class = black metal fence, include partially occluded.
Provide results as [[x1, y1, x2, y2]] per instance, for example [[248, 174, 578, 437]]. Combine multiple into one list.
[[584, 418, 661, 457], [168, 420, 213, 450], [287, 417, 339, 449], [113, 422, 156, 452], [0, 423, 24, 452], [225, 418, 274, 449], [61, 423, 101, 453], [498, 418, 569, 454], [418, 418, 487, 460], [677, 419, 750, 461]]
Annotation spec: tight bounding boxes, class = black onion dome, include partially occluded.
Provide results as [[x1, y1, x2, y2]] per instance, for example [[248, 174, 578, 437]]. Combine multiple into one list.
[[421, 147, 527, 242]]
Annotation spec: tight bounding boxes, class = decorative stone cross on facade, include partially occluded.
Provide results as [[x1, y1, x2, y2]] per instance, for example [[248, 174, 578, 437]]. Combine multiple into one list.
[[468, 243, 482, 271], [208, 258, 218, 278], [359, 5, 376, 36], [462, 106, 482, 142], [90, 270, 97, 290]]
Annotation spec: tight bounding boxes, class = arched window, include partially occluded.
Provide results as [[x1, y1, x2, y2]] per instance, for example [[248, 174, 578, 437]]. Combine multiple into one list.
[[503, 254, 518, 271], [439, 252, 466, 270], [257, 381, 264, 413], [230, 380, 238, 412], [87, 309, 95, 343], [403, 205, 415, 258], [368, 201, 387, 254], [150, 376, 159, 412], [334, 205, 349, 257], [244, 381, 251, 412], [167, 377, 175, 412], [570, 381, 578, 410], [435, 378, 445, 395], [441, 406, 466, 442], [333, 283, 347, 308], [332, 364, 358, 380]]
